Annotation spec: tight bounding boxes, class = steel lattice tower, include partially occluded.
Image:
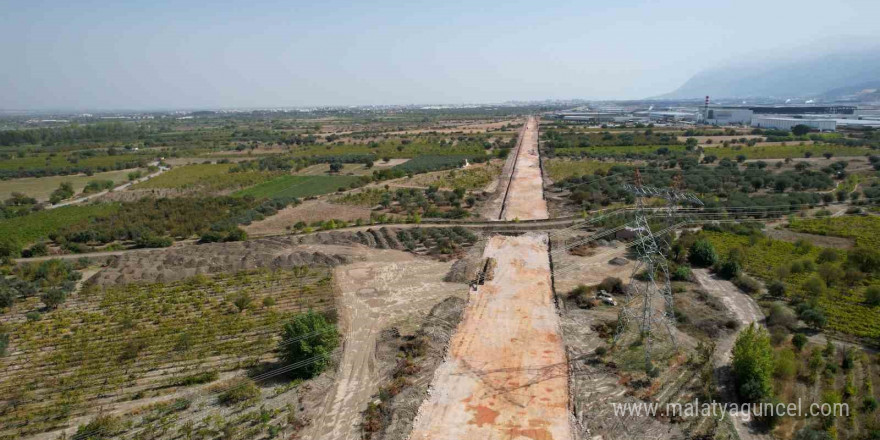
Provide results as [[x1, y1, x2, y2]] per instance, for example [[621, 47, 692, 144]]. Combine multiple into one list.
[[615, 170, 702, 369]]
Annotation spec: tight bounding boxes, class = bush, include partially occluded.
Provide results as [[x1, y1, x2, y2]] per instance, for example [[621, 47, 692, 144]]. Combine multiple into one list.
[[598, 277, 624, 294], [774, 348, 797, 379], [688, 239, 718, 267], [792, 333, 808, 352], [76, 414, 123, 438], [672, 264, 692, 281], [218, 378, 260, 406], [733, 274, 761, 294], [767, 280, 786, 297], [767, 303, 797, 330], [279, 310, 339, 379], [718, 259, 742, 280], [866, 286, 880, 306]]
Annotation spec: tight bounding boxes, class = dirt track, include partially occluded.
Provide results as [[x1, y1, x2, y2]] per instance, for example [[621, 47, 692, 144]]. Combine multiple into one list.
[[501, 117, 548, 221]]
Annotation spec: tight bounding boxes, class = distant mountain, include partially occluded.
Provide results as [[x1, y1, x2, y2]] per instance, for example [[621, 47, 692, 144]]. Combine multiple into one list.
[[816, 81, 880, 102], [659, 50, 880, 100]]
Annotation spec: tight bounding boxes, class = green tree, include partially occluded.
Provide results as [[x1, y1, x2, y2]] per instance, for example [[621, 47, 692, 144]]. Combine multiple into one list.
[[792, 333, 808, 352], [688, 239, 718, 267], [279, 310, 339, 378], [732, 323, 774, 402], [791, 124, 811, 136]]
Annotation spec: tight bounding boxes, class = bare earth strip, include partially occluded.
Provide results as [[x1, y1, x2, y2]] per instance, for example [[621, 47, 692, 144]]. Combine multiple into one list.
[[501, 117, 548, 221], [409, 233, 572, 440], [411, 117, 572, 440]]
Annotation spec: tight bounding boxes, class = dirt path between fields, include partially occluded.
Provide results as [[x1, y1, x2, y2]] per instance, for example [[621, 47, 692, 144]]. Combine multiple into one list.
[[501, 116, 548, 221]]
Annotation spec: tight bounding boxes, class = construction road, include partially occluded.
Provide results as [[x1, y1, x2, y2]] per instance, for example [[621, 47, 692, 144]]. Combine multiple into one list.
[[410, 117, 573, 440]]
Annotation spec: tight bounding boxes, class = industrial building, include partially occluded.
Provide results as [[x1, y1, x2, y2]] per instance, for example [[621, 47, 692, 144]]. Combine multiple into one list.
[[703, 107, 754, 125], [751, 117, 836, 132]]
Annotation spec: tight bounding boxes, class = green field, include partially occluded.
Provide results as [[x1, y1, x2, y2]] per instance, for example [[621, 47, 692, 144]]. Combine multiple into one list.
[[0, 168, 141, 201], [134, 163, 281, 191], [544, 158, 627, 181], [0, 203, 120, 249], [701, 230, 880, 339], [709, 143, 870, 160], [233, 175, 362, 199]]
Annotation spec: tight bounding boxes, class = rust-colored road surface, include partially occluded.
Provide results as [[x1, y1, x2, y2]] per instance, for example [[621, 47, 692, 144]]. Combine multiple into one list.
[[501, 117, 548, 221], [409, 233, 572, 440], [411, 117, 572, 440]]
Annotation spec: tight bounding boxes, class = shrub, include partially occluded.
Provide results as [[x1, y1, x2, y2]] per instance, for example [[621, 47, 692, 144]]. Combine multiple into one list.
[[718, 259, 742, 279], [672, 264, 692, 281], [767, 280, 786, 297], [733, 274, 761, 294], [774, 348, 797, 379], [172, 371, 219, 387], [866, 286, 880, 306], [598, 277, 624, 294], [767, 303, 797, 330], [218, 378, 260, 406], [688, 239, 718, 267], [279, 310, 339, 379], [76, 414, 123, 438], [792, 333, 808, 352]]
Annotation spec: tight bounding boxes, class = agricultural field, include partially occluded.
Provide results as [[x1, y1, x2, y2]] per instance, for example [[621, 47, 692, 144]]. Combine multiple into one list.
[[0, 152, 151, 178], [400, 162, 501, 190], [260, 140, 488, 159], [698, 229, 880, 339], [391, 154, 486, 174], [0, 168, 142, 201], [543, 158, 627, 181], [708, 143, 871, 160], [0, 267, 336, 438], [234, 175, 362, 200], [134, 163, 282, 192], [0, 203, 121, 252], [789, 216, 880, 249], [551, 144, 688, 159]]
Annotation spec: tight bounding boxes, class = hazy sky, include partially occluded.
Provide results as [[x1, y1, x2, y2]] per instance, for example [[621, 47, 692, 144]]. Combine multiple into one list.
[[1, 0, 878, 110]]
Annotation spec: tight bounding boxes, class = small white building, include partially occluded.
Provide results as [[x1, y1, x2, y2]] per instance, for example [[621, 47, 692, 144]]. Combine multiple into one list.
[[751, 117, 836, 132]]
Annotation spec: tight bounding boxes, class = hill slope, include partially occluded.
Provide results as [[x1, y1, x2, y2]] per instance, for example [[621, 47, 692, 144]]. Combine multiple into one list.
[[661, 50, 880, 99]]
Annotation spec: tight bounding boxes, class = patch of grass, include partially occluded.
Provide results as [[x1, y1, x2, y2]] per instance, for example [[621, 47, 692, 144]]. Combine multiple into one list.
[[233, 175, 362, 199], [392, 155, 481, 174]]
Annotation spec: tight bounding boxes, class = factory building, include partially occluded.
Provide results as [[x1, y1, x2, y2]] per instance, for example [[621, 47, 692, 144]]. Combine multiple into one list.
[[751, 117, 836, 132], [703, 107, 754, 125]]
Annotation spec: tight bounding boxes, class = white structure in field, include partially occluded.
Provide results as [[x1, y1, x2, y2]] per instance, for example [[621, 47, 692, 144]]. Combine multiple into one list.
[[751, 117, 836, 132]]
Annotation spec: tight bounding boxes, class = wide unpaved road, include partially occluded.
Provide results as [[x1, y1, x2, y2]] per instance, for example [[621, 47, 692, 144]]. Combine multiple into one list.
[[501, 116, 548, 221], [410, 118, 573, 440]]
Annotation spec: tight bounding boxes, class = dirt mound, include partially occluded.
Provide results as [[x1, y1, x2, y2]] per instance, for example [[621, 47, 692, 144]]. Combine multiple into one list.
[[91, 237, 350, 286], [364, 296, 466, 440]]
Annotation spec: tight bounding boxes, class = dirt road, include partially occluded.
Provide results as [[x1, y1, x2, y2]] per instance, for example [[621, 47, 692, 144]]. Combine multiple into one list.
[[410, 118, 573, 440], [500, 116, 548, 221], [694, 269, 770, 440]]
